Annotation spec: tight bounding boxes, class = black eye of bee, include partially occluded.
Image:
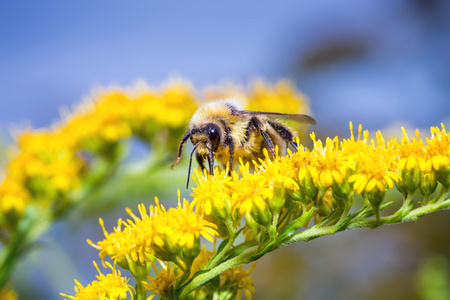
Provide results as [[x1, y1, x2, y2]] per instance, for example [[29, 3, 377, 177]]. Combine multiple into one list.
[[205, 123, 220, 151]]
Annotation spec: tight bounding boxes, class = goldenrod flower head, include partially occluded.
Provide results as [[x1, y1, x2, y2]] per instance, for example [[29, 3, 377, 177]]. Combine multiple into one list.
[[191, 246, 214, 275], [397, 128, 425, 194], [347, 130, 400, 195], [0, 178, 30, 213], [164, 196, 218, 250], [88, 218, 141, 266], [192, 168, 232, 219], [425, 124, 450, 186], [398, 128, 426, 168], [91, 194, 218, 265], [60, 261, 134, 300], [137, 196, 217, 262], [231, 163, 273, 226], [64, 96, 132, 145], [288, 143, 318, 202], [144, 264, 178, 300], [426, 124, 450, 169], [340, 122, 372, 158], [135, 79, 198, 129], [310, 135, 350, 188], [220, 263, 257, 300], [255, 152, 299, 212], [257, 152, 299, 191], [8, 129, 83, 197]]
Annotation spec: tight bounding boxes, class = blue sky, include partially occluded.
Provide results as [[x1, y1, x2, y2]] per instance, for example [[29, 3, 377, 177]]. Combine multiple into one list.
[[1, 0, 449, 138]]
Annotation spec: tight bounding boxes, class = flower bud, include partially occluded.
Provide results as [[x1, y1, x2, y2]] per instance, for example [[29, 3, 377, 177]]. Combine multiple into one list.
[[398, 157, 421, 195], [419, 172, 438, 197], [269, 187, 286, 214], [251, 201, 272, 227], [298, 167, 318, 202]]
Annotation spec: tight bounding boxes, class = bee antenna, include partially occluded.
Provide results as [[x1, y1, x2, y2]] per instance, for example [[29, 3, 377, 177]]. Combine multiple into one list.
[[186, 144, 199, 189]]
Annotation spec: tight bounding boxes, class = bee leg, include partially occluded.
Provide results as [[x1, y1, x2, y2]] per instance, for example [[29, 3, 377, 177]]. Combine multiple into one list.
[[227, 136, 235, 175], [207, 146, 215, 176], [196, 152, 206, 172], [251, 117, 276, 157], [171, 132, 191, 168], [267, 120, 298, 152], [290, 141, 298, 151]]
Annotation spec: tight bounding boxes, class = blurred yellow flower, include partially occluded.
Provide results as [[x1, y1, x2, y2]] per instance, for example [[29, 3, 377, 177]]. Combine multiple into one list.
[[60, 261, 134, 300]]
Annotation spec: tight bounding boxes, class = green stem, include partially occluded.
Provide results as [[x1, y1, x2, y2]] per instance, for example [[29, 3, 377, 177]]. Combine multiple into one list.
[[135, 281, 146, 300], [207, 219, 237, 269], [348, 198, 450, 229], [0, 209, 51, 288], [179, 251, 255, 298], [278, 197, 450, 249], [176, 194, 450, 298]]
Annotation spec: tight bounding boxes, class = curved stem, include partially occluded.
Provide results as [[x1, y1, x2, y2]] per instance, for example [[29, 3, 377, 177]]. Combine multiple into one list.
[[179, 251, 255, 298], [207, 219, 237, 269]]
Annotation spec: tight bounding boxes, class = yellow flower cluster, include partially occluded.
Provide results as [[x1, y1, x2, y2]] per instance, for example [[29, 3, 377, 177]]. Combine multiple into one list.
[[84, 122, 450, 299], [90, 194, 218, 266], [143, 248, 256, 300], [60, 261, 134, 300], [0, 79, 310, 234], [190, 123, 450, 233], [0, 80, 198, 224], [1, 78, 311, 300], [203, 79, 311, 115], [67, 121, 450, 300]]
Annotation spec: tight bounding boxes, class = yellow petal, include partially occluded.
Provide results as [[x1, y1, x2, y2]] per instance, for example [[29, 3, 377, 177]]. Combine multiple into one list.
[[331, 170, 344, 184], [376, 181, 385, 192], [364, 178, 377, 192]]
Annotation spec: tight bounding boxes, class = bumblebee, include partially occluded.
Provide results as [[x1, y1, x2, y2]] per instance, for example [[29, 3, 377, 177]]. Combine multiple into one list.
[[171, 99, 316, 188]]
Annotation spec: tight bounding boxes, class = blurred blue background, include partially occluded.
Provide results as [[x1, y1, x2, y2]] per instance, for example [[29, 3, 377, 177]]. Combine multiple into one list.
[[1, 1, 450, 299]]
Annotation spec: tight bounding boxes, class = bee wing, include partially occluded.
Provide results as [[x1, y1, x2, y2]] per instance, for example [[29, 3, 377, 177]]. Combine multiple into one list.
[[237, 110, 316, 125]]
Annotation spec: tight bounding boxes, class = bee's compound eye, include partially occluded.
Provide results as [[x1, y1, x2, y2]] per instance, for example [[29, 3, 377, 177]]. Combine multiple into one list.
[[206, 124, 221, 150]]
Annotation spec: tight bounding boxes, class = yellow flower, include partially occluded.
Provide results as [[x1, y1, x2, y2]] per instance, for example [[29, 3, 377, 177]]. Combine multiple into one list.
[[144, 264, 178, 300], [220, 263, 257, 300], [397, 128, 426, 194], [60, 261, 134, 300], [163, 197, 218, 250], [425, 124, 450, 187], [9, 129, 83, 195], [257, 151, 299, 191], [425, 124, 450, 171], [347, 131, 400, 194], [310, 135, 350, 188], [231, 163, 273, 225], [255, 152, 299, 212], [100, 195, 217, 264], [0, 178, 30, 213], [88, 218, 144, 265], [191, 246, 214, 275], [191, 168, 232, 219], [398, 128, 426, 170], [134, 79, 198, 129]]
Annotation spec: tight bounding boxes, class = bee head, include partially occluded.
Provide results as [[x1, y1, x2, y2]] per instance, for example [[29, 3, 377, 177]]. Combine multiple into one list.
[[190, 123, 221, 152]]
